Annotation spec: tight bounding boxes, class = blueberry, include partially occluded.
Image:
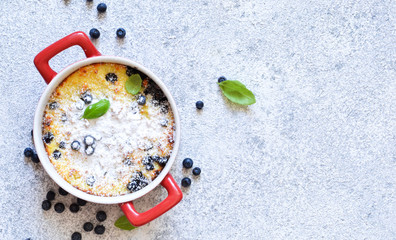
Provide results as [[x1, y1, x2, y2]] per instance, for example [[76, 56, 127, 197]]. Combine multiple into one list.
[[59, 187, 68, 196], [31, 153, 40, 163], [60, 113, 67, 122], [127, 172, 148, 192], [59, 141, 66, 149], [83, 222, 94, 232], [137, 95, 146, 105], [96, 211, 107, 222], [146, 163, 154, 171], [192, 167, 201, 176], [142, 156, 152, 165], [97, 3, 107, 13], [94, 225, 106, 235], [43, 132, 54, 144], [155, 156, 169, 166], [89, 28, 100, 39], [86, 176, 96, 187], [126, 180, 139, 192], [69, 203, 80, 213], [54, 202, 65, 213], [123, 157, 132, 165], [85, 146, 95, 156], [94, 225, 105, 235], [24, 147, 34, 157], [182, 158, 193, 168], [105, 73, 118, 83], [49, 101, 59, 110], [160, 119, 168, 127], [84, 135, 95, 146], [80, 91, 93, 104], [196, 101, 204, 109], [53, 150, 61, 159], [31, 129, 33, 137], [218, 76, 227, 83], [71, 232, 82, 240], [116, 28, 126, 38], [126, 66, 137, 76], [46, 191, 55, 201], [76, 101, 84, 110], [77, 198, 87, 206], [71, 141, 81, 151], [160, 105, 169, 114], [181, 177, 191, 187], [42, 200, 51, 211]]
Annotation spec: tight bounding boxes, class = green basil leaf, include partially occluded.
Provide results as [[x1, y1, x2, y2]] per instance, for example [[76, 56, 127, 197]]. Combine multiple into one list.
[[114, 215, 138, 230], [82, 99, 110, 119], [218, 80, 256, 105], [125, 74, 142, 95]]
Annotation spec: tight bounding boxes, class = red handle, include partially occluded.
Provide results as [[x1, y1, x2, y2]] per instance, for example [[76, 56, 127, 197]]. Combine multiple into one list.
[[34, 31, 101, 84], [120, 174, 183, 227]]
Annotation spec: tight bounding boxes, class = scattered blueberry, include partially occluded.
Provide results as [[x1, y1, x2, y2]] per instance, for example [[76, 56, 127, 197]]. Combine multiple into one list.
[[97, 3, 107, 13], [86, 176, 96, 187], [84, 135, 95, 146], [43, 132, 54, 144], [69, 203, 80, 213], [218, 76, 227, 83], [42, 200, 51, 211], [105, 73, 118, 83], [71, 141, 81, 151], [182, 158, 193, 169], [94, 225, 105, 235], [89, 28, 100, 39], [49, 101, 59, 110], [46, 191, 55, 201], [31, 153, 40, 163], [24, 147, 34, 157], [85, 146, 95, 156], [96, 211, 107, 222], [196, 101, 204, 109], [59, 141, 66, 149], [54, 202, 65, 213], [181, 177, 191, 187], [116, 28, 126, 38], [137, 95, 146, 105], [77, 198, 87, 206], [192, 167, 201, 176], [53, 150, 61, 159], [83, 222, 94, 232], [59, 187, 68, 196], [71, 232, 82, 240]]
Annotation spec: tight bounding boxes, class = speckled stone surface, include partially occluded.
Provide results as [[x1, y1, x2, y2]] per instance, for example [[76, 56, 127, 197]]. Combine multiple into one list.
[[0, 0, 395, 239]]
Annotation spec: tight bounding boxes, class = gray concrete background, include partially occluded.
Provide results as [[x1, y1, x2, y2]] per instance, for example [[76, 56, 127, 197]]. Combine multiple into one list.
[[0, 0, 395, 239]]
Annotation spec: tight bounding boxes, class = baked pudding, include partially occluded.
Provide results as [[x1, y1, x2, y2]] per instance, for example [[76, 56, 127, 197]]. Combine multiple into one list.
[[42, 63, 174, 196]]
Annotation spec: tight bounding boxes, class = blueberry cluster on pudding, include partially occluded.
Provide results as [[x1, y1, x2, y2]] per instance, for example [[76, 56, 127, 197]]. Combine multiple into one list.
[[42, 63, 174, 196]]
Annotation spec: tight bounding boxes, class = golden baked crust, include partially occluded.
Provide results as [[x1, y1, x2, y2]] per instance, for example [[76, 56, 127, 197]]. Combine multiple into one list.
[[42, 63, 174, 196]]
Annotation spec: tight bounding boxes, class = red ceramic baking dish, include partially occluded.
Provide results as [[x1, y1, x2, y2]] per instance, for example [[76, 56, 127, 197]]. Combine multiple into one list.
[[33, 31, 182, 226]]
